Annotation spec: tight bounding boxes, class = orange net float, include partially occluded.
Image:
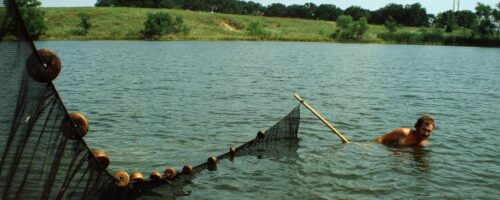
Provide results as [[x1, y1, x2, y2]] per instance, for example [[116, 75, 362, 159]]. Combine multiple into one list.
[[164, 168, 176, 181], [26, 48, 61, 83], [114, 171, 130, 188], [229, 146, 236, 161], [149, 171, 162, 182], [229, 146, 236, 156], [130, 172, 144, 182], [61, 112, 89, 140], [182, 165, 193, 175], [91, 150, 110, 170], [207, 156, 217, 171]]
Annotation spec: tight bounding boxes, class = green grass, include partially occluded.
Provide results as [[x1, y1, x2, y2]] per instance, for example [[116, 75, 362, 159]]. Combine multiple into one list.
[[40, 7, 495, 46], [41, 7, 341, 41]]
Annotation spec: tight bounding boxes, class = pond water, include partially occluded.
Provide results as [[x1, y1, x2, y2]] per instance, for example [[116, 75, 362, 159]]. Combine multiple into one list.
[[36, 41, 499, 199]]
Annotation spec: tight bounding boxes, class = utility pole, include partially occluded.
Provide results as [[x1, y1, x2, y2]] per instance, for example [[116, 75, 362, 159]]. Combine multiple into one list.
[[457, 0, 460, 27]]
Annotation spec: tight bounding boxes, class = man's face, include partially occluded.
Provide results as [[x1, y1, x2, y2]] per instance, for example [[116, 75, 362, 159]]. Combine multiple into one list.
[[417, 122, 434, 139]]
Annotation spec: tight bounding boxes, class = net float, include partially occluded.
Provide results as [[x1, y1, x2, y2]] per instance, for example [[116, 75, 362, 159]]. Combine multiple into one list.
[[130, 172, 144, 182], [114, 171, 130, 188], [229, 146, 236, 157], [61, 112, 89, 140], [182, 165, 193, 175], [164, 168, 176, 181], [207, 156, 217, 171], [26, 48, 61, 83], [91, 150, 110, 169], [149, 171, 162, 182]]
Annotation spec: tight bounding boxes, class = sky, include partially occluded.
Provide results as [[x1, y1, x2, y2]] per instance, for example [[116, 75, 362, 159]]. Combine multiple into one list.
[[40, 0, 499, 14]]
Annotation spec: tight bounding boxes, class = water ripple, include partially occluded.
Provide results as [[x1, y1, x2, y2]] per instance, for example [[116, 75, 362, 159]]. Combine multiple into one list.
[[33, 41, 500, 199]]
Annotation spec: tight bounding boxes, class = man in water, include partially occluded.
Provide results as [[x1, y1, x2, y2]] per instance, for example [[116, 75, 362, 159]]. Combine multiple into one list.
[[374, 115, 435, 147]]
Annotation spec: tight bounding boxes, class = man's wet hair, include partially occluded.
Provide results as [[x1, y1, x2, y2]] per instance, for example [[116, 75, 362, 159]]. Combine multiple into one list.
[[415, 115, 435, 129]]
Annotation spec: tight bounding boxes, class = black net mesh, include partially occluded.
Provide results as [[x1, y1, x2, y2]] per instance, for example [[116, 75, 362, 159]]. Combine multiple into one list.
[[0, 0, 301, 199], [0, 1, 116, 199]]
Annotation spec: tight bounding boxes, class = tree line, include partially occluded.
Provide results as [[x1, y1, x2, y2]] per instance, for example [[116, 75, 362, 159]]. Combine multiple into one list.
[[95, 0, 499, 29]]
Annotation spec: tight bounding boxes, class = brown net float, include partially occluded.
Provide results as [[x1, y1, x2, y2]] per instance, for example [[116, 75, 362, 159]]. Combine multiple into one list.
[[229, 146, 236, 156], [149, 171, 162, 182], [114, 171, 130, 188], [91, 150, 110, 170], [61, 112, 89, 140], [26, 48, 61, 83], [164, 168, 176, 181], [207, 156, 217, 171], [130, 172, 144, 182], [182, 165, 193, 175]]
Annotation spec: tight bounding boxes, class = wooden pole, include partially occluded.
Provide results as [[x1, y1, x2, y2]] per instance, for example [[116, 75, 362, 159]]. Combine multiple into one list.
[[294, 94, 349, 143]]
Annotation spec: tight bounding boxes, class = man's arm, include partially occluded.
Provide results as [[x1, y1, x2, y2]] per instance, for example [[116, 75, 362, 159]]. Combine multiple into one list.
[[374, 128, 406, 144]]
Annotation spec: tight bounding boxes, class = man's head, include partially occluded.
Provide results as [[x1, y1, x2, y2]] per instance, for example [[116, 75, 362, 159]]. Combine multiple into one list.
[[415, 115, 435, 139]]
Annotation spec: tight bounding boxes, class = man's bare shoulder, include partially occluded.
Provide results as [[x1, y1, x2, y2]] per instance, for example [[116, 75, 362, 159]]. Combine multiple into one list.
[[393, 127, 411, 136]]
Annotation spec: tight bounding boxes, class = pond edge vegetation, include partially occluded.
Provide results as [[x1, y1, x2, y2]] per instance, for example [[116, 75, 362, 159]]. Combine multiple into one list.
[[16, 0, 500, 47]]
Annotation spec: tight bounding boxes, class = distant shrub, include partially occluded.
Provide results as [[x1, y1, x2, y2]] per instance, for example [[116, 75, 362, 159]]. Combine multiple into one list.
[[420, 29, 444, 43], [331, 15, 369, 40], [142, 12, 189, 39], [377, 31, 412, 43], [77, 13, 91, 35], [384, 16, 397, 33], [246, 21, 270, 38], [16, 0, 46, 39], [378, 29, 445, 44], [355, 17, 369, 36]]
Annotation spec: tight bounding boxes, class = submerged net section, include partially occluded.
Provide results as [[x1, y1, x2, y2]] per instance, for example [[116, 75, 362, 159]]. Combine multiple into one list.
[[0, 0, 301, 199], [118, 105, 301, 199]]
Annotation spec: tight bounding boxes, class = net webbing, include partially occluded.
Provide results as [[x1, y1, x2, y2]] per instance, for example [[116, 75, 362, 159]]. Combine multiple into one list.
[[0, 1, 116, 199], [0, 0, 301, 199]]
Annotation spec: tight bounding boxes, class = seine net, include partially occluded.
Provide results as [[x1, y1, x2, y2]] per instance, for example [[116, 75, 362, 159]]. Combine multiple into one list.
[[0, 0, 301, 199]]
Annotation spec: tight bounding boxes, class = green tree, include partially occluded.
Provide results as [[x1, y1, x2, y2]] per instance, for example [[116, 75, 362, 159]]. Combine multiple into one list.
[[344, 6, 370, 20], [384, 16, 397, 32], [403, 3, 429, 27], [265, 3, 287, 17], [303, 2, 317, 19], [474, 3, 495, 35], [95, 0, 115, 6], [446, 13, 455, 32], [456, 10, 478, 29], [241, 1, 264, 15], [77, 13, 91, 35], [314, 4, 343, 21], [286, 4, 308, 18], [493, 3, 500, 34], [15, 0, 46, 39], [142, 12, 188, 39], [370, 3, 405, 24], [354, 17, 369, 37], [336, 15, 353, 30], [332, 15, 368, 40]]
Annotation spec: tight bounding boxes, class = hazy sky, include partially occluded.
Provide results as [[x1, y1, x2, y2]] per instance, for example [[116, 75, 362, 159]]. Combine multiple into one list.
[[40, 0, 499, 14]]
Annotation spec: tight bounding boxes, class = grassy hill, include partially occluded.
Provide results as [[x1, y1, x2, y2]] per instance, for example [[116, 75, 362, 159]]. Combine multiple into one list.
[[40, 7, 472, 44]]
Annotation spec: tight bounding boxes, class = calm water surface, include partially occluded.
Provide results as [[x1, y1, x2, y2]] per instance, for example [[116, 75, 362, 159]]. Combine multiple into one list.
[[36, 41, 499, 199]]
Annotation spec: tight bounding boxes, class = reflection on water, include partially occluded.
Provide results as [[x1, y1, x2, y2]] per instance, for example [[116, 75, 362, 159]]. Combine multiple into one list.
[[387, 146, 431, 173]]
